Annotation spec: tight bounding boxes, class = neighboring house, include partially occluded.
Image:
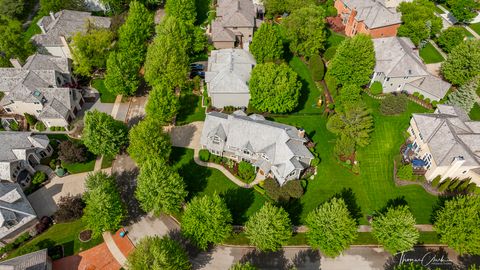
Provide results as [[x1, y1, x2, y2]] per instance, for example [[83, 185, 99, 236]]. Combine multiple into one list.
[[210, 0, 260, 49], [0, 132, 52, 186], [334, 0, 409, 37], [0, 182, 37, 242], [406, 105, 480, 185], [371, 37, 451, 101], [0, 53, 84, 129], [32, 10, 111, 58], [205, 49, 256, 108], [201, 111, 314, 185], [0, 248, 50, 269]]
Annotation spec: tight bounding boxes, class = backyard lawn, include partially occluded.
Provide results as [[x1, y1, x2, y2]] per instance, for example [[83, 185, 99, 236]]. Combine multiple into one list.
[[176, 90, 206, 125], [469, 22, 480, 36], [91, 79, 116, 103], [288, 57, 324, 115], [7, 219, 103, 260], [419, 42, 444, 64], [170, 147, 267, 224]]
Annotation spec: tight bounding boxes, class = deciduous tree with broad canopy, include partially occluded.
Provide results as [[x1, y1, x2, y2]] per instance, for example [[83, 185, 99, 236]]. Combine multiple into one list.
[[83, 110, 128, 157], [372, 205, 419, 254], [434, 195, 480, 255], [441, 40, 480, 86], [245, 203, 292, 251], [230, 262, 257, 270], [447, 0, 479, 23], [282, 6, 327, 58], [71, 28, 115, 76], [165, 0, 196, 23], [0, 16, 33, 65], [126, 235, 191, 270], [82, 172, 126, 237], [327, 34, 375, 87], [135, 158, 187, 215], [249, 63, 301, 113], [306, 198, 358, 257], [181, 194, 232, 250], [128, 118, 172, 166], [249, 23, 284, 63], [436, 27, 466, 53], [145, 83, 179, 123], [447, 76, 480, 112], [397, 0, 442, 46], [0, 0, 24, 19]]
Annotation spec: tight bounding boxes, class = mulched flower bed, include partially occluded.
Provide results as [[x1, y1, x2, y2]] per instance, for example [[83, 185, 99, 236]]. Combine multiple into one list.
[[79, 230, 92, 242]]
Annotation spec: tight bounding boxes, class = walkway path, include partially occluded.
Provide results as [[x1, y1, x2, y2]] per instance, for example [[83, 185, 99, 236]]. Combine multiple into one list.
[[103, 232, 128, 267], [465, 25, 480, 39], [428, 39, 447, 59], [435, 4, 480, 39]]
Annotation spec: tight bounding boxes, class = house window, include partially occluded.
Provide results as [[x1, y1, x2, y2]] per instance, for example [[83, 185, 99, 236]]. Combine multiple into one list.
[[419, 132, 424, 141], [386, 77, 390, 81], [5, 108, 11, 112], [34, 102, 40, 104], [36, 110, 42, 113], [243, 149, 250, 155], [463, 170, 467, 174]]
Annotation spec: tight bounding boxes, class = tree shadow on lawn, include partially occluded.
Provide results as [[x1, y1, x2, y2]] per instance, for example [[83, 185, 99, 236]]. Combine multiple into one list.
[[113, 169, 145, 225], [375, 196, 408, 216], [177, 159, 211, 200], [277, 198, 303, 226], [292, 76, 311, 114], [331, 187, 362, 224], [221, 188, 255, 225], [429, 195, 456, 224], [176, 92, 201, 124]]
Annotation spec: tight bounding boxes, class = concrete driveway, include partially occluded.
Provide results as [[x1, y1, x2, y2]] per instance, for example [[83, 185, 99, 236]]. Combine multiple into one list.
[[167, 121, 204, 149], [125, 214, 180, 245]]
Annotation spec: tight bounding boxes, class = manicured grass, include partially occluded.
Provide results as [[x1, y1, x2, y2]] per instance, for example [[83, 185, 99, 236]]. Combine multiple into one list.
[[326, 29, 346, 49], [170, 147, 267, 224], [62, 159, 96, 174], [419, 42, 445, 64], [7, 219, 103, 259], [457, 26, 474, 38], [434, 5, 444, 14], [176, 90, 206, 125], [288, 57, 323, 114], [469, 103, 480, 120], [46, 135, 97, 174], [92, 79, 116, 103], [469, 22, 480, 36]]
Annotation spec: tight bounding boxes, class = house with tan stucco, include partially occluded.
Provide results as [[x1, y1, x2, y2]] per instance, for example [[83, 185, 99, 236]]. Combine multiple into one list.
[[406, 105, 480, 186]]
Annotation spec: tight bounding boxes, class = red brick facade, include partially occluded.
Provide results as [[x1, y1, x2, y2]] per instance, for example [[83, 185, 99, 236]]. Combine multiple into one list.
[[334, 0, 401, 38]]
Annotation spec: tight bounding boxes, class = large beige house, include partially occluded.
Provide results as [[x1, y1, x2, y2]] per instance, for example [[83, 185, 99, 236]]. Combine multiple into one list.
[[407, 105, 480, 185]]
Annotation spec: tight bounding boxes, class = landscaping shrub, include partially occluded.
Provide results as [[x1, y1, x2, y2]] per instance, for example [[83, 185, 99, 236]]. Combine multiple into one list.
[[396, 164, 414, 180], [413, 92, 420, 98], [0, 232, 31, 254], [198, 149, 210, 162], [49, 159, 57, 170], [35, 216, 53, 235], [283, 180, 304, 199], [467, 183, 477, 193], [24, 113, 37, 126], [323, 46, 337, 62], [238, 161, 256, 182], [54, 195, 85, 223], [324, 73, 338, 97], [457, 178, 471, 191], [32, 172, 46, 186], [438, 178, 452, 192], [58, 140, 87, 164], [210, 154, 222, 164], [309, 54, 325, 81], [9, 121, 19, 131], [448, 178, 461, 191], [311, 157, 320, 167], [380, 94, 408, 115], [253, 185, 266, 195], [431, 175, 442, 187], [370, 81, 383, 95], [263, 178, 304, 201], [352, 162, 360, 174], [35, 121, 46, 131]]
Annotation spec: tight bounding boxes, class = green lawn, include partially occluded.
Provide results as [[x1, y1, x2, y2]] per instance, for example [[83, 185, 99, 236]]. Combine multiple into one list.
[[46, 135, 97, 174], [469, 22, 480, 36], [469, 103, 480, 120], [434, 5, 444, 14], [7, 219, 103, 260], [326, 29, 347, 49], [62, 159, 96, 174], [170, 147, 267, 224], [457, 26, 474, 38], [288, 57, 323, 114], [176, 90, 206, 125], [92, 79, 117, 103], [419, 42, 445, 64]]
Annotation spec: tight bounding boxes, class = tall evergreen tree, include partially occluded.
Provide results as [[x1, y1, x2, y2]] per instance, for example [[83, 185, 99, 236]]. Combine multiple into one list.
[[447, 76, 480, 112]]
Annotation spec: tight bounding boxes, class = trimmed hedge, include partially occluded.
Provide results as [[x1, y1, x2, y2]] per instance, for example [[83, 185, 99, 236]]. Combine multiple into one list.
[[35, 122, 46, 131], [323, 46, 337, 62], [238, 161, 256, 183], [431, 175, 442, 187], [309, 54, 325, 81], [199, 149, 210, 162], [438, 178, 452, 192], [324, 73, 338, 97], [24, 113, 38, 126], [370, 81, 383, 95], [380, 94, 408, 115]]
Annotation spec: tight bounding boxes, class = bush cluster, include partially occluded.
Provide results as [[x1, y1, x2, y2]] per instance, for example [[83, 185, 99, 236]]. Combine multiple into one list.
[[35, 121, 46, 131], [263, 178, 304, 201], [396, 164, 414, 181], [309, 54, 325, 81], [50, 126, 66, 131], [0, 232, 31, 255], [238, 161, 256, 183], [437, 177, 474, 193], [58, 140, 87, 164], [199, 149, 210, 162], [370, 82, 383, 95], [380, 94, 408, 115], [24, 113, 38, 126], [54, 195, 85, 223]]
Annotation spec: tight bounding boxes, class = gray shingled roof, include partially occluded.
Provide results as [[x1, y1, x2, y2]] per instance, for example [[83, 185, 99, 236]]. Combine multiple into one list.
[[212, 0, 255, 42], [201, 111, 314, 185], [374, 37, 451, 99], [32, 10, 111, 47], [342, 0, 402, 28], [0, 248, 48, 270], [412, 105, 480, 167], [0, 132, 49, 162], [23, 53, 70, 74], [205, 49, 256, 94]]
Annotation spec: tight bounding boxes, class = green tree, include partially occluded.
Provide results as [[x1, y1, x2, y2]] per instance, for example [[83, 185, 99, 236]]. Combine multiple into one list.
[[372, 205, 419, 254], [105, 51, 141, 95], [436, 27, 466, 53], [0, 16, 32, 64], [144, 16, 192, 88], [165, 0, 196, 23], [327, 34, 375, 87], [397, 0, 443, 45], [83, 110, 129, 157], [263, 0, 316, 16], [40, 0, 86, 15], [249, 63, 301, 113], [327, 103, 374, 149], [282, 6, 327, 57], [230, 262, 257, 270], [71, 28, 115, 76], [333, 135, 356, 157], [127, 235, 191, 270], [128, 118, 172, 165], [250, 23, 284, 63], [181, 194, 232, 250], [82, 172, 126, 237], [441, 40, 480, 85], [447, 0, 479, 23], [135, 158, 187, 215], [0, 0, 24, 18], [434, 195, 480, 255], [145, 83, 179, 123], [306, 198, 358, 257], [245, 203, 292, 251], [336, 84, 362, 112], [447, 76, 480, 112]]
